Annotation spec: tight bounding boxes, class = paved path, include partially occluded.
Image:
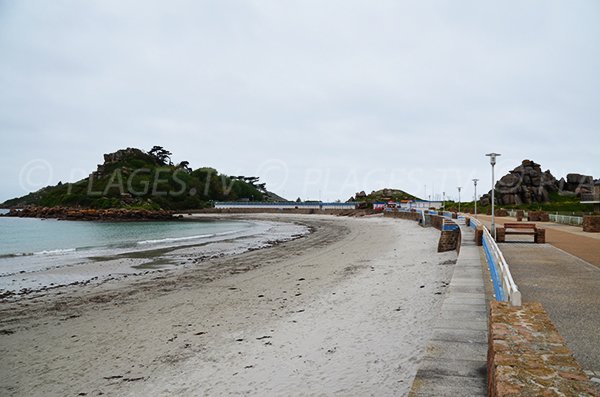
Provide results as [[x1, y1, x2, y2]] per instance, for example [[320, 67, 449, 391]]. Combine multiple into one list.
[[476, 214, 600, 268], [409, 225, 488, 396], [498, 243, 600, 374], [475, 214, 600, 376]]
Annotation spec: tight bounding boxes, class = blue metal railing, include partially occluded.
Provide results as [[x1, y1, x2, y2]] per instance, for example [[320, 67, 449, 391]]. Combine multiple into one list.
[[482, 233, 505, 301], [443, 213, 519, 305], [470, 217, 480, 231], [442, 222, 460, 231]]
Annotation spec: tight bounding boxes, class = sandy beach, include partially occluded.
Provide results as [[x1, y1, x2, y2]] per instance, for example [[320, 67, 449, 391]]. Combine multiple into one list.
[[0, 214, 456, 396]]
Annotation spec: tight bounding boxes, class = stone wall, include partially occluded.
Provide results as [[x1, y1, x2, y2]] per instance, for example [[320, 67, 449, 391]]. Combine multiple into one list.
[[488, 301, 599, 397], [438, 227, 460, 253], [475, 226, 483, 246], [535, 228, 546, 243], [383, 211, 421, 221], [583, 216, 600, 233], [430, 214, 444, 230], [496, 209, 509, 217], [527, 211, 550, 222], [516, 210, 524, 222], [496, 227, 506, 243], [437, 217, 461, 253]]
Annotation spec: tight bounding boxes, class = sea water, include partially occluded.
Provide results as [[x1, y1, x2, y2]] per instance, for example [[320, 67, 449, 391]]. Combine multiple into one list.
[[0, 213, 308, 293], [0, 216, 253, 257]]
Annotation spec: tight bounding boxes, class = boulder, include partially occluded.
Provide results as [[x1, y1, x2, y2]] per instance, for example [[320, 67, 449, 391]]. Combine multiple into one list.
[[480, 160, 561, 206], [560, 173, 594, 196]]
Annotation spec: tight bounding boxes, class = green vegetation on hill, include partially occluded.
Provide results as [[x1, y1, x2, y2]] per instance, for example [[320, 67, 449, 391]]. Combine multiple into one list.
[[350, 188, 420, 203], [2, 147, 272, 210]]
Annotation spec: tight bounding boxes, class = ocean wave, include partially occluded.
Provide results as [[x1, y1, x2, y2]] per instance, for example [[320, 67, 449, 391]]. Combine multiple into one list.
[[35, 248, 77, 256], [136, 230, 241, 246]]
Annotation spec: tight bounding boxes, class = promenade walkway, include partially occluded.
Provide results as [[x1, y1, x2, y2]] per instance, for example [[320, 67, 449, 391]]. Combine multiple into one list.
[[476, 214, 600, 380], [409, 224, 488, 396], [476, 214, 600, 268]]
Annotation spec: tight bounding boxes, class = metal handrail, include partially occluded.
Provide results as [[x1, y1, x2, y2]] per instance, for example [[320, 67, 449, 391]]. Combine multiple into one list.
[[549, 214, 583, 226], [481, 225, 521, 306], [507, 210, 585, 226], [470, 216, 481, 231], [440, 213, 520, 306]]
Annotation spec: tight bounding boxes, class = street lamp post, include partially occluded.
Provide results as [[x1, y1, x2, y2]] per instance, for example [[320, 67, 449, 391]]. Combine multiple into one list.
[[485, 153, 501, 239], [457, 187, 462, 213], [473, 179, 479, 217], [442, 192, 445, 211]]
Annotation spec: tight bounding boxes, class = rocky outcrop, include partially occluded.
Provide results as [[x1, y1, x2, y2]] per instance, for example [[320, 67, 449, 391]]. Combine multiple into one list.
[[349, 191, 367, 201], [559, 174, 594, 196], [103, 148, 147, 164], [480, 160, 594, 206], [348, 188, 417, 203], [92, 148, 156, 179], [3, 207, 175, 221]]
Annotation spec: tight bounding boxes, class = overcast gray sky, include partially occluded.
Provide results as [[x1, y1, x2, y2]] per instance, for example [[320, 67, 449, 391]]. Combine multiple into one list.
[[1, 0, 599, 203]]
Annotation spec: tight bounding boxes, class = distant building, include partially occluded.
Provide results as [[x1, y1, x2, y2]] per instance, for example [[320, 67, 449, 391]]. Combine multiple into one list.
[[374, 200, 443, 211], [373, 202, 386, 211], [409, 200, 443, 210], [214, 201, 357, 210]]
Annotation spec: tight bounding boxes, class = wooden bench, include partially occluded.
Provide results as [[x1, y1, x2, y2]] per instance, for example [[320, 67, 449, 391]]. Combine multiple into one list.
[[496, 223, 545, 243]]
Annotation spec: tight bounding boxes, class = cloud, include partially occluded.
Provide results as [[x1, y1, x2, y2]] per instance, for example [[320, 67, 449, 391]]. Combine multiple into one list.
[[1, 0, 599, 202]]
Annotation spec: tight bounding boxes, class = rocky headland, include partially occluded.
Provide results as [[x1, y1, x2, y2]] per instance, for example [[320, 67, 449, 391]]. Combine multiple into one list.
[[2, 206, 176, 221], [0, 146, 273, 211]]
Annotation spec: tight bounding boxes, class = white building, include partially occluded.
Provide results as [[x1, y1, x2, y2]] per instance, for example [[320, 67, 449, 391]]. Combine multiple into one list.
[[214, 201, 357, 210], [375, 200, 443, 210], [408, 200, 443, 210]]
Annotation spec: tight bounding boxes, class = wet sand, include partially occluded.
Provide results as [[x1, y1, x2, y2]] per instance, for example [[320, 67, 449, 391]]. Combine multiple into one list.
[[0, 214, 456, 396]]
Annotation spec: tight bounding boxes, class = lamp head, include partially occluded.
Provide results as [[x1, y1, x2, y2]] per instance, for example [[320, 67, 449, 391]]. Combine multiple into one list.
[[485, 153, 501, 166]]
